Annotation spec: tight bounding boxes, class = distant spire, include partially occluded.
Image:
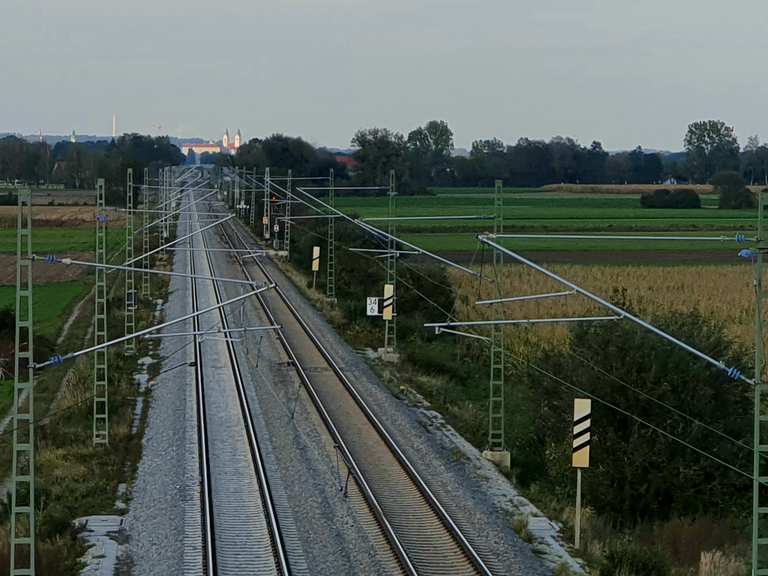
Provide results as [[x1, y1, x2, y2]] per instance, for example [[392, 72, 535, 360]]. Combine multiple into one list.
[[70, 129, 76, 143], [112, 113, 117, 139]]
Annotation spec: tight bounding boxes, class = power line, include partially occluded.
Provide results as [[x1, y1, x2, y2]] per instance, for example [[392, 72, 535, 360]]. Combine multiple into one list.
[[228, 186, 758, 486], [567, 346, 756, 455], [511, 351, 758, 485]]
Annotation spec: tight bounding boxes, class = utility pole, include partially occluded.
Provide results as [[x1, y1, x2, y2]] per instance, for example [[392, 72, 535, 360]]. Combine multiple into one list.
[[249, 167, 257, 229], [125, 169, 136, 354], [384, 170, 397, 353], [283, 169, 292, 259], [94, 179, 109, 446], [326, 168, 336, 301], [142, 167, 150, 297], [263, 167, 271, 240], [484, 180, 510, 470], [10, 188, 35, 576], [753, 188, 766, 572], [234, 167, 241, 219], [161, 168, 168, 253]]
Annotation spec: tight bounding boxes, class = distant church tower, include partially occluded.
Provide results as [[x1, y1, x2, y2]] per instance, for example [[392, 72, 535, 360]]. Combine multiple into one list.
[[70, 130, 77, 143], [234, 129, 241, 149], [222, 129, 230, 149]]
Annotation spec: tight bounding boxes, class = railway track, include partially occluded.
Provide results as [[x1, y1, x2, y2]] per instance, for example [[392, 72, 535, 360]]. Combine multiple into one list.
[[184, 185, 291, 576], [198, 187, 495, 576]]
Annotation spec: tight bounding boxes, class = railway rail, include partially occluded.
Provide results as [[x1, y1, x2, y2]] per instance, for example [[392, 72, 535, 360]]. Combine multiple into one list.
[[184, 185, 291, 576], [197, 184, 495, 576]]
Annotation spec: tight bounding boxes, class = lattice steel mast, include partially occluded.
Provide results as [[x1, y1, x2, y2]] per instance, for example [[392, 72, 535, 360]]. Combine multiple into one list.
[[488, 180, 506, 454], [753, 188, 767, 572], [384, 170, 397, 352], [249, 167, 257, 229], [124, 169, 136, 353], [326, 168, 336, 301], [283, 169, 292, 259], [93, 179, 109, 445], [141, 168, 150, 297], [263, 167, 271, 239], [10, 188, 36, 576]]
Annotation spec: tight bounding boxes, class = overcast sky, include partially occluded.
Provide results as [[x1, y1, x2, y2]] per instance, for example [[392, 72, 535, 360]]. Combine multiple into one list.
[[3, 0, 767, 151]]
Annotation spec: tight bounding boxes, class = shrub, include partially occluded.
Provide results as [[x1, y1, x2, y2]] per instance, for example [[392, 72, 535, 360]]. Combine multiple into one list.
[[713, 171, 754, 209], [698, 550, 744, 576], [640, 188, 701, 208], [601, 540, 671, 576], [529, 310, 751, 524]]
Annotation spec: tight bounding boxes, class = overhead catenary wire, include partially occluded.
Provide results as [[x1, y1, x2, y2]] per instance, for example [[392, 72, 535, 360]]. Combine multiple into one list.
[[511, 351, 759, 485], [244, 176, 760, 489], [478, 234, 752, 384], [249, 196, 764, 489]]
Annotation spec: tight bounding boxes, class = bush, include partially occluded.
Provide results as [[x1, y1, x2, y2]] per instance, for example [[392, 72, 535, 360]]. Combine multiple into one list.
[[640, 188, 701, 208], [601, 540, 671, 576], [713, 171, 754, 209], [527, 309, 751, 524]]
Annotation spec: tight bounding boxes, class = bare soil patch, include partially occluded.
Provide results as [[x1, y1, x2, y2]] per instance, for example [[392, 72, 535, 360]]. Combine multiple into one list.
[[0, 253, 92, 285], [0, 206, 125, 229]]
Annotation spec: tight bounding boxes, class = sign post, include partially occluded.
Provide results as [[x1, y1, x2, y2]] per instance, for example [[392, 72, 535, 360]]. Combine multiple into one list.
[[311, 246, 320, 290], [366, 297, 380, 316], [572, 398, 591, 549], [382, 283, 394, 322]]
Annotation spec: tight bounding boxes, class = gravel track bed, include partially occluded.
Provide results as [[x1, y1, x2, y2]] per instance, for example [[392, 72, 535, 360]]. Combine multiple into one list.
[[125, 247, 203, 575], [227, 216, 552, 576], [207, 221, 404, 576], [190, 223, 280, 576]]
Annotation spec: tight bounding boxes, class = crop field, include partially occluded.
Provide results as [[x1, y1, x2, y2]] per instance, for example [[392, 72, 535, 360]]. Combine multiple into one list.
[[0, 279, 89, 339], [0, 226, 126, 255], [449, 263, 756, 351], [0, 206, 126, 229], [330, 187, 759, 257]]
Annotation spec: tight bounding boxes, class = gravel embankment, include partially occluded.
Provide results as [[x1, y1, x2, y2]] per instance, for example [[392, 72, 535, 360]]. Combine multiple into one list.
[[254, 253, 554, 576], [222, 213, 555, 575], [124, 246, 202, 575]]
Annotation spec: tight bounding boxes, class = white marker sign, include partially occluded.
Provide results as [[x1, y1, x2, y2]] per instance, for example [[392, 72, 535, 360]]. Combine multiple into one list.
[[366, 297, 380, 316]]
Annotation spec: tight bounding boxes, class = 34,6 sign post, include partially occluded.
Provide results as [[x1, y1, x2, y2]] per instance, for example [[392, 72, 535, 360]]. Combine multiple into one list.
[[366, 297, 380, 317], [572, 398, 591, 549]]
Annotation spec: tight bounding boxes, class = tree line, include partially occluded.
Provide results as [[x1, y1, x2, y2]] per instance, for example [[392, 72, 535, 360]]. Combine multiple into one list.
[[0, 134, 184, 189], [2, 119, 765, 192], [342, 119, 766, 191], [227, 119, 767, 192]]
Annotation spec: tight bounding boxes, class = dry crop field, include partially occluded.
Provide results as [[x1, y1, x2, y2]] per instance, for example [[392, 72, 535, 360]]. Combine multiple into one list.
[[540, 183, 716, 194], [450, 263, 756, 352], [0, 205, 125, 229]]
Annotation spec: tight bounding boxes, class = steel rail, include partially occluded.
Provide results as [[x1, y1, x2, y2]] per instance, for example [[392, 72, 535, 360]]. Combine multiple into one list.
[[193, 192, 291, 575], [187, 214, 217, 576], [221, 213, 493, 575], [215, 217, 418, 576]]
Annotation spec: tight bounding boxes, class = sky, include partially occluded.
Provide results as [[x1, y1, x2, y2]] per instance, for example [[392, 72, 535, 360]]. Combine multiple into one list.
[[3, 0, 768, 151]]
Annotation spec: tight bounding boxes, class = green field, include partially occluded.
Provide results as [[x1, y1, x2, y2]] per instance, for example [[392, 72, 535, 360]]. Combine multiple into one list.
[[0, 227, 123, 254], [0, 279, 89, 339], [330, 188, 758, 253]]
